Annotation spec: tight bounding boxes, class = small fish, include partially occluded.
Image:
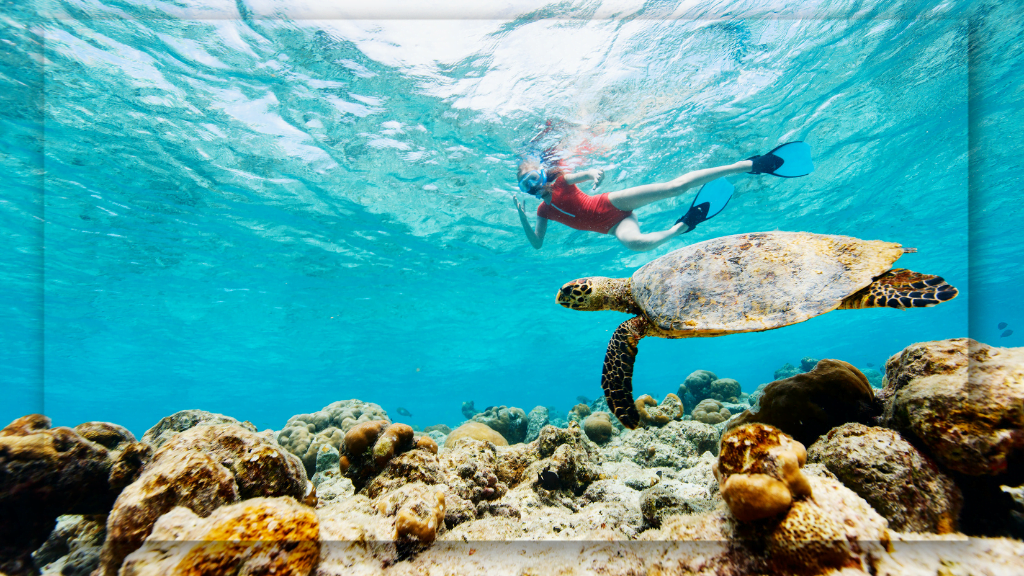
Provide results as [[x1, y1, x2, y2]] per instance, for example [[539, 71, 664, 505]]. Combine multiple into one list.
[[538, 469, 561, 490], [1001, 329, 1013, 338], [998, 322, 1008, 330], [866, 362, 875, 367], [576, 395, 590, 404], [396, 407, 412, 417]]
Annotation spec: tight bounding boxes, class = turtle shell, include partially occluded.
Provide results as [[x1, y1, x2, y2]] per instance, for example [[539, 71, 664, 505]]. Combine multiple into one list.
[[630, 232, 906, 335]]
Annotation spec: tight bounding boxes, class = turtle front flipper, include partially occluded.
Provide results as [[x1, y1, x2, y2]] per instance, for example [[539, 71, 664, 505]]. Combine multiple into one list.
[[601, 316, 651, 429], [838, 268, 958, 310]]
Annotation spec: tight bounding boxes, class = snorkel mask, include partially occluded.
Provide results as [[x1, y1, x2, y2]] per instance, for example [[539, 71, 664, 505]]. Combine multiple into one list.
[[517, 167, 547, 195]]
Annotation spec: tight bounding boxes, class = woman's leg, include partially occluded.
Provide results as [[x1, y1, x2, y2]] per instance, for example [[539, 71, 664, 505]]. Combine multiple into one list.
[[607, 160, 752, 212], [611, 215, 688, 252]]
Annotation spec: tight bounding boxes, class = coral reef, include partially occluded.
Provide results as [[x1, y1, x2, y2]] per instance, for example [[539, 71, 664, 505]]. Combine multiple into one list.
[[97, 423, 307, 576], [729, 359, 879, 446], [714, 423, 811, 522], [691, 398, 731, 424], [678, 369, 717, 404], [525, 406, 548, 443], [567, 403, 591, 424], [276, 400, 389, 477], [461, 400, 479, 419], [526, 423, 603, 497], [808, 423, 961, 533], [603, 420, 719, 469], [641, 470, 888, 574], [391, 484, 447, 546], [879, 338, 1024, 476], [707, 378, 741, 403], [582, 412, 614, 444], [640, 479, 715, 526], [634, 393, 683, 427], [11, 349, 1024, 576], [140, 409, 256, 449], [470, 405, 528, 444], [0, 415, 150, 573], [773, 362, 801, 381], [119, 496, 319, 576], [445, 422, 508, 448], [335, 421, 443, 496], [772, 357, 819, 381], [861, 366, 884, 388]]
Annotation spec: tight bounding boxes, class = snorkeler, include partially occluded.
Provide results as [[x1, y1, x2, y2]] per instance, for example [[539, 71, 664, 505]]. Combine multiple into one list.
[[514, 142, 813, 252]]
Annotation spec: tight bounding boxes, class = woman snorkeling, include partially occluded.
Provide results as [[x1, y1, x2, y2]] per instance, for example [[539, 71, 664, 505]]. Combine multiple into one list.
[[513, 142, 813, 252]]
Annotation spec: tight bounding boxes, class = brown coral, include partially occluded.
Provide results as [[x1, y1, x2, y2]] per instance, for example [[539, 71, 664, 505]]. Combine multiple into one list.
[[444, 422, 508, 448], [691, 398, 731, 424], [339, 421, 439, 494], [715, 424, 811, 522], [395, 489, 446, 544], [729, 359, 878, 446], [582, 412, 614, 444], [634, 393, 683, 427]]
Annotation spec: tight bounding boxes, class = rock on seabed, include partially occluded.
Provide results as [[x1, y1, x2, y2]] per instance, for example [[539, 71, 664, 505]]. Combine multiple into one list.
[[879, 338, 1024, 476]]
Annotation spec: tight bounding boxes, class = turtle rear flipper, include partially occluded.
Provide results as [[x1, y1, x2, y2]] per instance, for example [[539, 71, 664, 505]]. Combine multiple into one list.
[[838, 269, 958, 310], [601, 316, 650, 429]]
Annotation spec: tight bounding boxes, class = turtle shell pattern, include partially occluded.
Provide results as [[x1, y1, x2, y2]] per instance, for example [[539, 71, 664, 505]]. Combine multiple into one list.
[[630, 232, 906, 335]]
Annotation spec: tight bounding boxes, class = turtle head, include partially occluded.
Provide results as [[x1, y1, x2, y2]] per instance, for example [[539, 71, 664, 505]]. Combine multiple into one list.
[[557, 277, 638, 313]]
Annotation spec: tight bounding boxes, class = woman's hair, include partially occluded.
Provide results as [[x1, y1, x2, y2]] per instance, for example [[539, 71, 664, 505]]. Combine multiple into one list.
[[517, 159, 540, 180], [517, 159, 564, 182]]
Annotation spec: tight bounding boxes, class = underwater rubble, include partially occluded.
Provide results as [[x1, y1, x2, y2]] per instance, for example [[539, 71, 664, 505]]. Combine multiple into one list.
[[2, 339, 1023, 575]]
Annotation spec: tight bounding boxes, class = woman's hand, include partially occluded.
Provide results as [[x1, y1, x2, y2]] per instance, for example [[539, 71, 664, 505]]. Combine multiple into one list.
[[513, 196, 526, 213], [589, 168, 604, 189]]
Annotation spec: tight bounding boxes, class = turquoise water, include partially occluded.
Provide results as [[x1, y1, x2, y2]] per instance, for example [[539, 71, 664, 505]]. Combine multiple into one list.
[[1, 1, 1020, 436]]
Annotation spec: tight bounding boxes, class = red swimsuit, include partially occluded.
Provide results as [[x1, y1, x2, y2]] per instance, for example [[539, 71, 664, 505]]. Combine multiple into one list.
[[536, 175, 633, 234]]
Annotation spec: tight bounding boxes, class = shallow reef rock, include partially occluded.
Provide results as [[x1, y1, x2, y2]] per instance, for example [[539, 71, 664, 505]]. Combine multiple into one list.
[[524, 406, 549, 443], [30, 514, 105, 576], [808, 422, 961, 533], [470, 405, 528, 444], [729, 358, 879, 446], [602, 420, 718, 469], [879, 338, 1024, 476], [0, 415, 150, 573], [444, 421, 508, 448], [640, 479, 715, 526], [714, 423, 811, 522], [119, 496, 319, 576], [140, 409, 256, 449], [634, 393, 683, 427], [97, 423, 308, 576], [276, 400, 390, 476], [644, 471, 888, 574]]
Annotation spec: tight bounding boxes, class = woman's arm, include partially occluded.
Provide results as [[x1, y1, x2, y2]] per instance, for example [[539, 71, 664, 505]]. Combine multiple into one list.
[[563, 168, 604, 187], [514, 197, 547, 249]]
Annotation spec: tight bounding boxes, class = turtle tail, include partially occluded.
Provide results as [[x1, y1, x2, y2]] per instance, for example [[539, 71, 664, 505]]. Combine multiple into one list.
[[601, 316, 650, 429], [838, 268, 958, 310]]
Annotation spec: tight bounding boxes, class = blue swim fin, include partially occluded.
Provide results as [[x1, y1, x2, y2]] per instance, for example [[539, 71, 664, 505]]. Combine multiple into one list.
[[677, 178, 734, 231], [748, 141, 814, 178]]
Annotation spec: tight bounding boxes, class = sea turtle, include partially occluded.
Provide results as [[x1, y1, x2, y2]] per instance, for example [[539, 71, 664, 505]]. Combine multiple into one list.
[[556, 231, 958, 429]]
